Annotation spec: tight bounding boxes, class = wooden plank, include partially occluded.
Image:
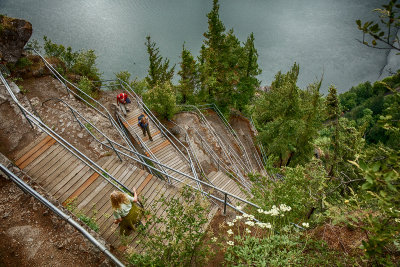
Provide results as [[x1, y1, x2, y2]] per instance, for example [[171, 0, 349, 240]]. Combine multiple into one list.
[[37, 152, 75, 184], [15, 135, 53, 166], [137, 174, 154, 194], [18, 138, 57, 169], [49, 164, 90, 198], [142, 130, 160, 141], [69, 157, 122, 207], [46, 160, 84, 192], [23, 143, 60, 173], [60, 158, 121, 204], [78, 160, 130, 216], [147, 140, 170, 156], [30, 148, 69, 179]]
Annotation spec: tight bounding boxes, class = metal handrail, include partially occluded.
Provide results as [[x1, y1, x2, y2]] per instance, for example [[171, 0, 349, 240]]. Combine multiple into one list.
[[116, 79, 190, 162], [180, 105, 249, 184], [185, 105, 250, 175], [2, 70, 261, 211], [30, 49, 135, 154], [0, 164, 125, 267], [191, 127, 252, 190], [41, 98, 146, 165], [208, 103, 253, 170], [117, 112, 171, 183]]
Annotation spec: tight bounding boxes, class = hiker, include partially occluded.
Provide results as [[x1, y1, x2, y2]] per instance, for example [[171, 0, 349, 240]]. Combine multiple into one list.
[[116, 92, 131, 116], [110, 188, 143, 235], [138, 113, 153, 141]]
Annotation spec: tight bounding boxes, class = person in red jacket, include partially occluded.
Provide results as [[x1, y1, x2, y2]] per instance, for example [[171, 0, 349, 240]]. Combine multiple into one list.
[[116, 92, 131, 116]]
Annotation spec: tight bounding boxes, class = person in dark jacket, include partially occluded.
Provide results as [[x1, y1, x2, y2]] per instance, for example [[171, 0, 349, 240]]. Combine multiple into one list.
[[138, 113, 153, 141]]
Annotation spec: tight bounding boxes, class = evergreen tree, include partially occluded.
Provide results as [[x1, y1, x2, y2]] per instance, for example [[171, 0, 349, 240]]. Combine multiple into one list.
[[254, 63, 324, 167], [235, 32, 261, 111], [177, 44, 198, 104], [144, 82, 177, 120], [145, 36, 175, 88], [326, 85, 341, 177]]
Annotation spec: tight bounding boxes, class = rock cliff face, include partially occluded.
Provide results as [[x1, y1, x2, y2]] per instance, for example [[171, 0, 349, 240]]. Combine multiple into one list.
[[0, 15, 32, 63]]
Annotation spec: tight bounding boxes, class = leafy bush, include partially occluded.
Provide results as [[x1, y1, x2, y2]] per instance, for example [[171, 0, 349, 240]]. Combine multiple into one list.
[[143, 81, 177, 120], [249, 159, 329, 226], [65, 198, 99, 232], [15, 57, 32, 69], [128, 186, 213, 267], [77, 76, 97, 103], [43, 36, 100, 80]]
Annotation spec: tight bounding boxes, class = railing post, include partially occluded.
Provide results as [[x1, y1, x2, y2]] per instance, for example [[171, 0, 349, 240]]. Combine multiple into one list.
[[224, 193, 228, 215]]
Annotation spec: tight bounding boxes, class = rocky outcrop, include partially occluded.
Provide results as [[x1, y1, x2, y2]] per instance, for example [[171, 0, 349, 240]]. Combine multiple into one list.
[[379, 30, 400, 80], [0, 15, 32, 63]]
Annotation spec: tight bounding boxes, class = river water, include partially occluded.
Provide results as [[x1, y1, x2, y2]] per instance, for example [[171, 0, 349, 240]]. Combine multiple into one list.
[[1, 0, 388, 93]]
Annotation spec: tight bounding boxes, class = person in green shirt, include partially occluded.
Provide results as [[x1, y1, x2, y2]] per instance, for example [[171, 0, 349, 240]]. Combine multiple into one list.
[[110, 188, 143, 235]]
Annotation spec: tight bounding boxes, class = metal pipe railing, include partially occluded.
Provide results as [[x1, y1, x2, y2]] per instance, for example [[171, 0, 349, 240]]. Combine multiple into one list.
[[30, 49, 135, 154], [0, 164, 125, 267], [180, 105, 250, 187], [116, 79, 190, 162]]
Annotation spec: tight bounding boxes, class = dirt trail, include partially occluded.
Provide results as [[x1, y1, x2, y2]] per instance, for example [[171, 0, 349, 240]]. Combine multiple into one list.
[[0, 168, 110, 266]]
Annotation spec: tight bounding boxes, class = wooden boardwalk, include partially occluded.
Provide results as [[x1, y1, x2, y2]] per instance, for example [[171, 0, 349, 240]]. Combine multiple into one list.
[[208, 171, 249, 203], [13, 134, 193, 251], [123, 108, 197, 189]]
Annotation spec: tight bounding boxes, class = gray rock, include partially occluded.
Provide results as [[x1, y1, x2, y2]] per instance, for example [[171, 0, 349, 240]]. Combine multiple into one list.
[[9, 82, 20, 94], [77, 133, 83, 138], [0, 16, 32, 63]]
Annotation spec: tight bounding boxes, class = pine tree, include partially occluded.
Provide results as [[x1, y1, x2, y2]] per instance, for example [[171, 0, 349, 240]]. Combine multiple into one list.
[[177, 44, 198, 104], [145, 36, 175, 88], [199, 0, 226, 102], [254, 63, 324, 167], [326, 85, 341, 176], [236, 32, 261, 111]]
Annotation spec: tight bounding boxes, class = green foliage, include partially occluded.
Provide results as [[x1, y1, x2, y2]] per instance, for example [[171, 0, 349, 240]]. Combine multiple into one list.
[[198, 0, 260, 111], [65, 198, 99, 232], [225, 233, 303, 266], [356, 0, 400, 51], [128, 187, 213, 267], [249, 159, 329, 225], [43, 36, 100, 80], [145, 35, 175, 88], [253, 63, 324, 167], [143, 81, 177, 120], [339, 73, 400, 147], [77, 76, 97, 102], [25, 39, 42, 53], [72, 49, 100, 80], [177, 44, 198, 104], [15, 57, 33, 69], [350, 145, 400, 265]]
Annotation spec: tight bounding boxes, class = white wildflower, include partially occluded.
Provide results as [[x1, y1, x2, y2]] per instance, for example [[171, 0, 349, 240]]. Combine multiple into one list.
[[227, 222, 234, 227], [265, 222, 272, 229], [211, 237, 217, 242], [395, 218, 400, 223], [257, 208, 264, 213], [232, 219, 237, 223], [236, 205, 242, 211], [302, 222, 309, 228], [227, 229, 234, 235], [245, 228, 251, 234], [245, 221, 255, 226], [236, 215, 243, 220], [227, 241, 235, 246]]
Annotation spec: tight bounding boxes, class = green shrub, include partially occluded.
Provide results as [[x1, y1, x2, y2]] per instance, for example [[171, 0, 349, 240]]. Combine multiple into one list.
[[43, 36, 100, 80], [143, 81, 177, 120], [77, 76, 97, 103], [128, 186, 213, 267], [65, 198, 99, 232]]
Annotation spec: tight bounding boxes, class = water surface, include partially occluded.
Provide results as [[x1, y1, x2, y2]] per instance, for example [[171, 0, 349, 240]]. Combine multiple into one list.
[[1, 0, 387, 93]]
